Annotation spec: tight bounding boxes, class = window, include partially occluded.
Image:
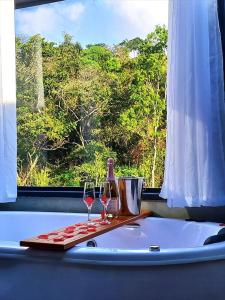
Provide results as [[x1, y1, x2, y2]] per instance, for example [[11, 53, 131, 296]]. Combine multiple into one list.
[[15, 0, 168, 188]]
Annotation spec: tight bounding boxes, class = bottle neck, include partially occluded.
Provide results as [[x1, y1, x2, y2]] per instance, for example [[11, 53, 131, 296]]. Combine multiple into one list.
[[107, 163, 115, 180]]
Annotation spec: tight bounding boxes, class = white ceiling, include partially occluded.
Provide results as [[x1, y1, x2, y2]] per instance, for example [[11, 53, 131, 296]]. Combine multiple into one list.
[[15, 0, 63, 9]]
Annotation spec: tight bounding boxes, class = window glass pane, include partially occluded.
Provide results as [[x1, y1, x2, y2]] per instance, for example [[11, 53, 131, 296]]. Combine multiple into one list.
[[15, 0, 168, 187]]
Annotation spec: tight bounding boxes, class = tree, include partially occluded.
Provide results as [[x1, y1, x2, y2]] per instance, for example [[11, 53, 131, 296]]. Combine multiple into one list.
[[16, 26, 168, 187]]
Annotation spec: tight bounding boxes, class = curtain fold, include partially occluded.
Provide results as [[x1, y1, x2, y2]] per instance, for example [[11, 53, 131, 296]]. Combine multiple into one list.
[[217, 0, 225, 86], [0, 0, 17, 202], [160, 0, 225, 207]]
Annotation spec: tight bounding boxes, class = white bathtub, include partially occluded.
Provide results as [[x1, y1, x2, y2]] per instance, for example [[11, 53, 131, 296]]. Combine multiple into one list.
[[0, 211, 225, 300]]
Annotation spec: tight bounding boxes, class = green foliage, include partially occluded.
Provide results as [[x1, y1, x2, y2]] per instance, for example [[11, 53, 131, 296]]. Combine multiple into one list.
[[17, 155, 52, 186], [17, 26, 167, 187]]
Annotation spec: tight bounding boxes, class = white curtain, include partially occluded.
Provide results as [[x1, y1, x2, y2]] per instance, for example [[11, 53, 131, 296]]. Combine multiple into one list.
[[0, 0, 17, 202], [160, 0, 225, 207]]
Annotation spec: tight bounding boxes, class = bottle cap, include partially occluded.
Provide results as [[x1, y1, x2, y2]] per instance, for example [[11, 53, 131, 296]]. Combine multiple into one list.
[[107, 158, 114, 165]]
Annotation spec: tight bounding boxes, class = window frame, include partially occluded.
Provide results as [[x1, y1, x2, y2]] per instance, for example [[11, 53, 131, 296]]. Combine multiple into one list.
[[15, 0, 64, 9]]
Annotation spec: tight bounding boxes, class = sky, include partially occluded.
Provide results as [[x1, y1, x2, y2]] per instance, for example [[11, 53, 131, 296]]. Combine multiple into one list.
[[15, 0, 168, 46]]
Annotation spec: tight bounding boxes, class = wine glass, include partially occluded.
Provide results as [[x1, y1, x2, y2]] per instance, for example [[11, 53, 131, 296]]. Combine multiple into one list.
[[99, 181, 111, 225], [83, 181, 95, 224]]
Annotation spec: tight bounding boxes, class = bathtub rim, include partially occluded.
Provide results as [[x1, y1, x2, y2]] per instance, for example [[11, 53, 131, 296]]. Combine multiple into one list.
[[0, 242, 225, 267], [0, 211, 224, 266]]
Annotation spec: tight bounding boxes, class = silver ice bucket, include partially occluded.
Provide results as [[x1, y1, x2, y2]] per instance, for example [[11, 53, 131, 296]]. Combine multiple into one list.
[[118, 176, 144, 216]]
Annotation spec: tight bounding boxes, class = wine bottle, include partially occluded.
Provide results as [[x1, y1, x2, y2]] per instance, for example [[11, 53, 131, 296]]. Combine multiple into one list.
[[106, 158, 120, 218]]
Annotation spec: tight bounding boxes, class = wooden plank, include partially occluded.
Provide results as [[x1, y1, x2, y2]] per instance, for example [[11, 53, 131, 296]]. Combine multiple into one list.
[[20, 211, 152, 251]]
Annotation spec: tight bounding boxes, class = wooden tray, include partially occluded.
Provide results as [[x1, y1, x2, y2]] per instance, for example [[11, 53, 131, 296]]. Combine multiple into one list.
[[20, 211, 151, 251]]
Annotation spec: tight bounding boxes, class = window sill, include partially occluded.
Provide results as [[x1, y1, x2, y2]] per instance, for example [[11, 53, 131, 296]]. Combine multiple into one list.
[[17, 186, 165, 202]]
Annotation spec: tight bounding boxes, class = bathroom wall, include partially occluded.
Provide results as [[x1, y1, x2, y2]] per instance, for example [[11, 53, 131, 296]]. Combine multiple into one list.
[[142, 201, 225, 223], [0, 196, 225, 222]]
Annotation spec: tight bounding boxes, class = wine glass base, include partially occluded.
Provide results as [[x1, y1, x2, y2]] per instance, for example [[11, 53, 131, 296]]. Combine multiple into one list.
[[87, 221, 96, 226], [100, 220, 111, 225]]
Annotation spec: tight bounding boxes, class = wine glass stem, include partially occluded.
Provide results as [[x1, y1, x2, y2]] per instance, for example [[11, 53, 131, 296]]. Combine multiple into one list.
[[104, 205, 108, 221], [103, 206, 106, 221], [88, 207, 91, 222]]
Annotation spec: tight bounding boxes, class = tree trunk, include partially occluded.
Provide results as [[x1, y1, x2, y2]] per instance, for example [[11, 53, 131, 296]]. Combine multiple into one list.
[[34, 35, 45, 111], [151, 123, 158, 188]]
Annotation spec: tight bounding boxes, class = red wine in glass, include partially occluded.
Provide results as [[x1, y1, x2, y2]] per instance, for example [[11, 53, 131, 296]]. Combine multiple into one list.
[[99, 182, 111, 225], [84, 196, 95, 207]]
